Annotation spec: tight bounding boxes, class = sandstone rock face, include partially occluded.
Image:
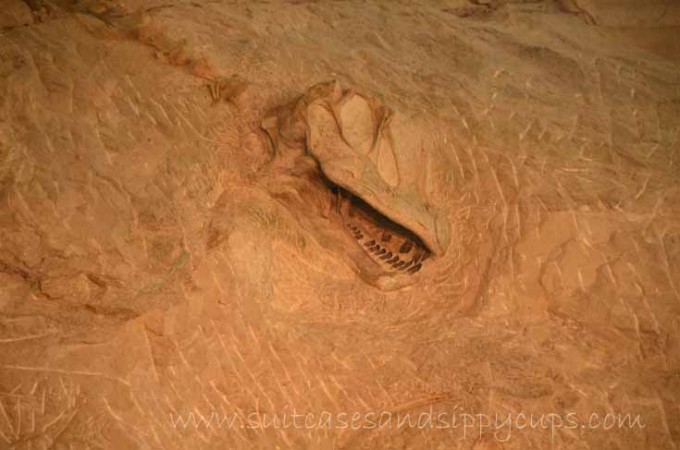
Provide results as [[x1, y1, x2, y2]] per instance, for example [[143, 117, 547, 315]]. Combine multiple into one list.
[[1, 1, 679, 449]]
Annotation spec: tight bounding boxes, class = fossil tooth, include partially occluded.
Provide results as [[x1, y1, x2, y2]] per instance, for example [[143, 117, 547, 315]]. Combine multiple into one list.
[[380, 251, 393, 260], [394, 261, 405, 269], [407, 263, 422, 274], [364, 240, 376, 247], [399, 241, 413, 254], [376, 248, 386, 256], [400, 260, 413, 270], [387, 256, 399, 264]]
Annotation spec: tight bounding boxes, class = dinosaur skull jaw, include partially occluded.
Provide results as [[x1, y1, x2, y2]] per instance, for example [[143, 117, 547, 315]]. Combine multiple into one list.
[[333, 188, 431, 277], [263, 166, 430, 289]]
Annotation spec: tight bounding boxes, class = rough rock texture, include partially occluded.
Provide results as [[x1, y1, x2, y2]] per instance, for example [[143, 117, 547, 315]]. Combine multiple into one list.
[[0, 0, 679, 449]]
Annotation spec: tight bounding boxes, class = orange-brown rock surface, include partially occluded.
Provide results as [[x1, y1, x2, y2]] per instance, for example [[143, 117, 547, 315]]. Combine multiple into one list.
[[1, 1, 679, 449]]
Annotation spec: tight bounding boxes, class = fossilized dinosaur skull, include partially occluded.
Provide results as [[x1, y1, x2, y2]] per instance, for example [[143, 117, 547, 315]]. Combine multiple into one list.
[[261, 81, 450, 290]]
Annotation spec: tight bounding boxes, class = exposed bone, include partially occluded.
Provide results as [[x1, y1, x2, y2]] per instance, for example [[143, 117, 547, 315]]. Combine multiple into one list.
[[261, 81, 439, 285], [264, 80, 450, 257]]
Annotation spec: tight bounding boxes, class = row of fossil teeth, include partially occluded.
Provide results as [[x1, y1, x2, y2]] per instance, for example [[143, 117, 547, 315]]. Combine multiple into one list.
[[346, 222, 426, 274]]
